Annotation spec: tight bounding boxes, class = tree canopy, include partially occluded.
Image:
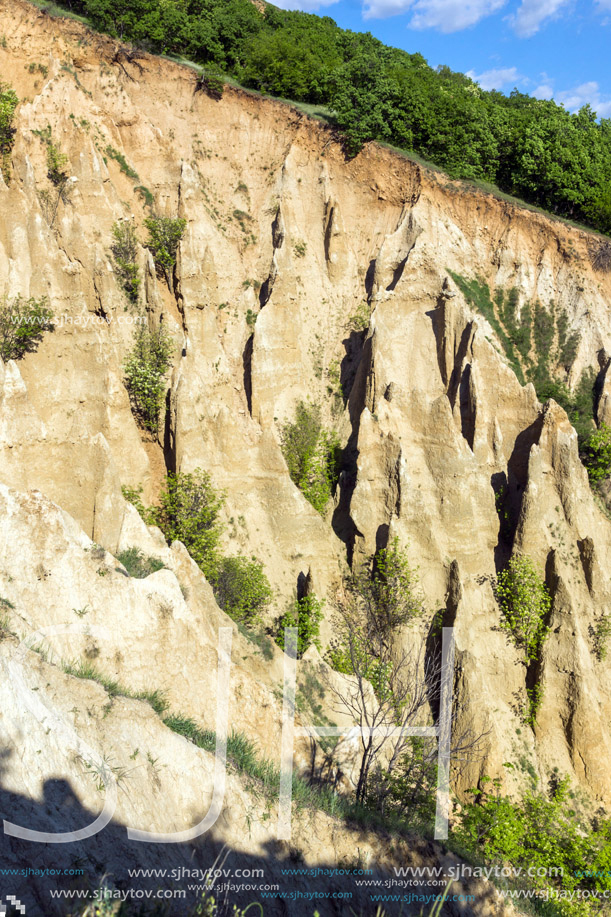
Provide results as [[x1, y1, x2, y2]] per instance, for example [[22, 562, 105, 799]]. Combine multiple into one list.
[[58, 0, 611, 235]]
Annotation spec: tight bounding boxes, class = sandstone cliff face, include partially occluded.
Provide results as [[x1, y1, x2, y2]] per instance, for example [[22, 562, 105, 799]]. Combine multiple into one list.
[[1, 0, 611, 907]]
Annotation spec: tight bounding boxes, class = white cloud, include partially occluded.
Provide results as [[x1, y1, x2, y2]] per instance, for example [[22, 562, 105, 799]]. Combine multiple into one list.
[[532, 83, 554, 99], [510, 0, 571, 37], [363, 0, 507, 31], [556, 81, 611, 116], [466, 66, 520, 90], [272, 0, 339, 9], [532, 80, 611, 117]]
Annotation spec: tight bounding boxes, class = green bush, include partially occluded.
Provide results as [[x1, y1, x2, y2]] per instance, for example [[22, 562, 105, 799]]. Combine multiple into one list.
[[582, 423, 611, 483], [382, 736, 439, 825], [538, 368, 597, 444], [214, 555, 272, 625], [111, 221, 140, 303], [105, 145, 138, 180], [122, 474, 269, 612], [456, 774, 611, 916], [495, 554, 551, 663], [280, 401, 341, 514], [364, 537, 424, 635], [156, 469, 225, 582], [593, 614, 611, 661], [117, 546, 165, 578], [196, 71, 225, 100], [144, 215, 187, 289], [0, 295, 54, 362], [121, 484, 159, 526], [123, 324, 173, 433], [135, 185, 154, 208], [46, 136, 69, 185], [34, 126, 73, 226], [0, 81, 18, 182], [452, 274, 598, 446], [327, 539, 424, 671], [275, 593, 324, 658]]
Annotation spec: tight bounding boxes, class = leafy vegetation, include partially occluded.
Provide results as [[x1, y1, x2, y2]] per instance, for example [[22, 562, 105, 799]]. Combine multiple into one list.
[[121, 484, 159, 526], [451, 273, 597, 444], [110, 220, 140, 303], [62, 659, 169, 715], [195, 69, 225, 100], [154, 468, 225, 581], [582, 423, 611, 483], [456, 773, 611, 916], [46, 133, 69, 185], [35, 125, 73, 227], [275, 593, 324, 658], [496, 555, 551, 664], [50, 0, 611, 236], [280, 401, 341, 514], [123, 323, 173, 433], [123, 472, 274, 622], [0, 81, 18, 182], [213, 555, 272, 625], [325, 540, 431, 805], [0, 295, 54, 362], [105, 144, 138, 180], [0, 596, 14, 639], [144, 215, 186, 290], [593, 614, 611, 662], [116, 546, 165, 578]]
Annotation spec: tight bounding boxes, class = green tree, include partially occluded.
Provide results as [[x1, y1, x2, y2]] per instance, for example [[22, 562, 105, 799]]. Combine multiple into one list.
[[123, 324, 173, 433], [280, 401, 341, 514], [0, 295, 54, 362], [111, 221, 140, 303], [36, 127, 73, 227], [495, 554, 551, 663], [214, 555, 272, 624], [144, 216, 187, 291], [156, 469, 225, 581], [0, 82, 18, 183], [276, 593, 324, 658], [325, 540, 429, 805], [46, 138, 69, 186], [358, 537, 424, 640], [582, 423, 611, 483]]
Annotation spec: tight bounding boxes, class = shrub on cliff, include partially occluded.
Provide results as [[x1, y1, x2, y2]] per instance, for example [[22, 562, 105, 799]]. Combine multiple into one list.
[[456, 773, 611, 916], [117, 546, 165, 578], [155, 469, 225, 582], [214, 555, 272, 624], [144, 216, 186, 290], [0, 82, 18, 183], [111, 221, 140, 304], [495, 554, 551, 664], [275, 593, 324, 658], [280, 401, 341, 514], [582, 423, 611, 483], [123, 324, 173, 433], [0, 295, 54, 362], [123, 473, 273, 616]]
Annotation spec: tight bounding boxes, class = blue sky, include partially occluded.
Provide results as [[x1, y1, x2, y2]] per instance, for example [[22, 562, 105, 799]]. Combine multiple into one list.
[[272, 0, 611, 117]]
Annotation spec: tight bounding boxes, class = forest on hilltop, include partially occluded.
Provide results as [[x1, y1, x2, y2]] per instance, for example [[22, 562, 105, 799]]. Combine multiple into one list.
[[52, 0, 611, 236]]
